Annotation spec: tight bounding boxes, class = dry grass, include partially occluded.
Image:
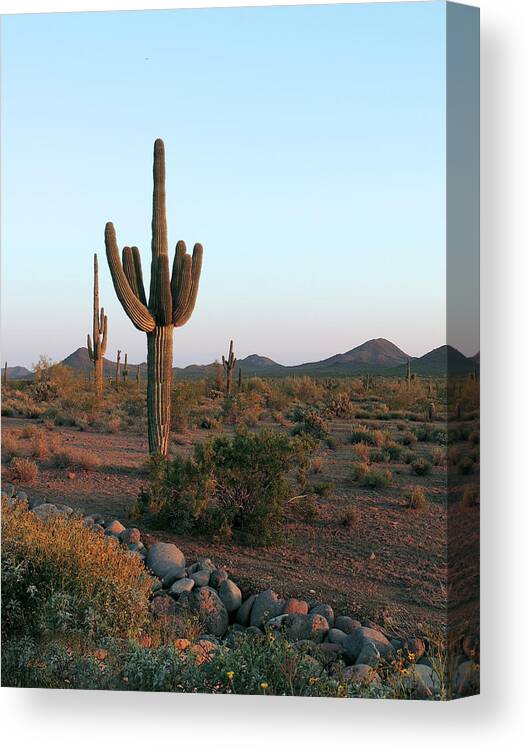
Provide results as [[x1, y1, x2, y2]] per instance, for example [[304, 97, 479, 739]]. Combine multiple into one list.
[[50, 447, 100, 471], [352, 442, 370, 462], [8, 456, 39, 483], [404, 486, 428, 511], [1, 431, 21, 462]]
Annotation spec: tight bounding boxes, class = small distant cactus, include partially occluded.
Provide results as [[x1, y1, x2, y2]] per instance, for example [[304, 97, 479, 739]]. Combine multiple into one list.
[[3, 361, 7, 386], [136, 365, 141, 387], [426, 402, 435, 421], [122, 353, 129, 385], [87, 254, 108, 396], [238, 366, 242, 390], [222, 340, 237, 395], [406, 359, 412, 387], [115, 350, 121, 385]]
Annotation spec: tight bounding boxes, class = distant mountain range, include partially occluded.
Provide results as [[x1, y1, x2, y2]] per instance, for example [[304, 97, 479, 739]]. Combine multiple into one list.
[[4, 338, 479, 381]]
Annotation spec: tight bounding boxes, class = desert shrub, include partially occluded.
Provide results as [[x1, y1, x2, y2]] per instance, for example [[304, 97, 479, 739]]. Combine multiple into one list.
[[282, 376, 325, 404], [352, 442, 370, 462], [349, 426, 376, 445], [340, 506, 359, 528], [170, 382, 203, 432], [8, 457, 39, 483], [411, 458, 432, 476], [385, 442, 403, 461], [431, 446, 446, 466], [370, 448, 390, 463], [222, 392, 265, 426], [50, 448, 100, 471], [199, 416, 220, 430], [325, 391, 356, 419], [29, 430, 54, 460], [310, 457, 325, 474], [402, 450, 415, 464], [21, 424, 38, 440], [311, 481, 334, 498], [399, 431, 418, 446], [352, 463, 392, 488], [1, 432, 21, 462], [325, 435, 338, 450], [140, 430, 315, 545], [404, 487, 428, 511], [291, 410, 329, 441], [31, 356, 79, 402], [1, 501, 153, 642], [458, 457, 474, 475]]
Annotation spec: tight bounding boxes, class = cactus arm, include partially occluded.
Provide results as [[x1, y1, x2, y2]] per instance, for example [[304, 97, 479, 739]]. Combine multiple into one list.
[[100, 310, 108, 355], [105, 222, 155, 332], [87, 334, 94, 361], [122, 246, 141, 300], [148, 139, 172, 325], [174, 243, 203, 328], [171, 248, 192, 324], [131, 246, 148, 306]]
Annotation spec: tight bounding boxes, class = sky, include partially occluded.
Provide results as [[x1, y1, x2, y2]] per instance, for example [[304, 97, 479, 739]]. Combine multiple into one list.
[[1, 2, 455, 368]]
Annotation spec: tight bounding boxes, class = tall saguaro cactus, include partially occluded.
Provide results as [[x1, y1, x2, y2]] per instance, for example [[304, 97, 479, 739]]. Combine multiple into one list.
[[406, 359, 412, 387], [105, 139, 203, 456], [115, 350, 121, 385], [222, 340, 237, 395], [87, 254, 108, 396], [122, 353, 129, 385]]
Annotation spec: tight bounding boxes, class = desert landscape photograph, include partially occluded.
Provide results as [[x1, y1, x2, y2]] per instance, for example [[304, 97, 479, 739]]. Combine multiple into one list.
[[1, 2, 479, 699]]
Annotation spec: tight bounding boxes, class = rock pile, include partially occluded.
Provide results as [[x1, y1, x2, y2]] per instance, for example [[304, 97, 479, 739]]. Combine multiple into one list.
[[1, 482, 479, 698]]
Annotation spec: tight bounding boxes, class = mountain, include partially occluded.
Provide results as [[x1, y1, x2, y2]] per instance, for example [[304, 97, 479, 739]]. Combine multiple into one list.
[[295, 338, 410, 373], [61, 348, 147, 378], [5, 366, 33, 381], [411, 345, 474, 375]]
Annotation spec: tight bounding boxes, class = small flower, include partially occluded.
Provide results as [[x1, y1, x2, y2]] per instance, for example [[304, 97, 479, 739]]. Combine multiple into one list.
[[308, 676, 319, 685], [226, 671, 235, 680], [337, 684, 347, 697], [407, 652, 415, 662], [260, 682, 269, 690], [400, 668, 409, 676]]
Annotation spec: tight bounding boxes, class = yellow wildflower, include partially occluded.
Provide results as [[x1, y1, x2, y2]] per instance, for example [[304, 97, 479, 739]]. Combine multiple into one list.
[[308, 676, 319, 685], [226, 671, 235, 680], [260, 682, 269, 690]]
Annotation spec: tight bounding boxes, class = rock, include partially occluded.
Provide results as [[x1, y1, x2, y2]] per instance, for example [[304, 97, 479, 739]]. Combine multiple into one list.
[[209, 568, 229, 588], [309, 603, 335, 628], [32, 503, 63, 521], [186, 562, 200, 575], [401, 664, 441, 698], [334, 616, 361, 635], [1, 483, 15, 499], [317, 642, 344, 664], [454, 660, 480, 697], [28, 497, 45, 510], [343, 627, 394, 665], [266, 614, 290, 630], [250, 589, 284, 628], [282, 598, 309, 616], [197, 557, 215, 572], [119, 527, 141, 545], [189, 639, 218, 666], [104, 519, 125, 534], [16, 490, 28, 503], [161, 566, 187, 588], [403, 637, 426, 661], [146, 542, 186, 578], [327, 628, 349, 647], [169, 578, 195, 597], [245, 625, 265, 638], [286, 613, 329, 643], [343, 664, 382, 688], [235, 594, 257, 626], [191, 587, 229, 637], [126, 542, 144, 553], [218, 580, 242, 613], [190, 569, 211, 587], [356, 642, 382, 667]]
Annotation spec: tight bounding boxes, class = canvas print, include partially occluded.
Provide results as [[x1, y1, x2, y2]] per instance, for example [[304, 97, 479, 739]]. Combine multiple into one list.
[[1, 2, 479, 700]]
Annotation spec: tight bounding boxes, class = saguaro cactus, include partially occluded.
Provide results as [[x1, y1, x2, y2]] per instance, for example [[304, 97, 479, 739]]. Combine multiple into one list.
[[406, 359, 412, 387], [115, 350, 121, 385], [238, 366, 242, 390], [87, 254, 108, 396], [222, 340, 237, 395], [122, 353, 129, 385], [105, 139, 203, 456], [3, 361, 7, 386], [136, 365, 141, 387]]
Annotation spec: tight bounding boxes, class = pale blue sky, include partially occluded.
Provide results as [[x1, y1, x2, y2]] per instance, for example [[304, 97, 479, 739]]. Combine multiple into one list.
[[1, 2, 449, 368]]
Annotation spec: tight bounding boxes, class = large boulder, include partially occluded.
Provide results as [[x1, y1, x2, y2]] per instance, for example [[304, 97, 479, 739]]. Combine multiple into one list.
[[309, 603, 335, 628], [286, 613, 329, 643], [146, 542, 186, 578], [343, 627, 395, 665], [401, 664, 441, 698], [218, 579, 242, 613], [250, 590, 284, 628], [235, 594, 257, 626], [334, 616, 361, 634], [191, 587, 229, 637], [32, 503, 64, 522], [104, 519, 126, 535], [327, 628, 349, 647], [343, 664, 382, 688], [209, 568, 229, 588], [119, 527, 141, 545], [190, 569, 211, 587], [169, 578, 195, 597], [161, 566, 187, 588], [453, 660, 480, 697], [282, 598, 309, 616]]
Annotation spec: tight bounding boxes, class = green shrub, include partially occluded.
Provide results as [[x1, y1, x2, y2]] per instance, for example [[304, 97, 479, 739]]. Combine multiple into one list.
[[352, 463, 392, 488], [291, 410, 329, 441], [404, 487, 428, 511], [1, 502, 153, 642], [140, 430, 315, 545], [411, 458, 432, 476]]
